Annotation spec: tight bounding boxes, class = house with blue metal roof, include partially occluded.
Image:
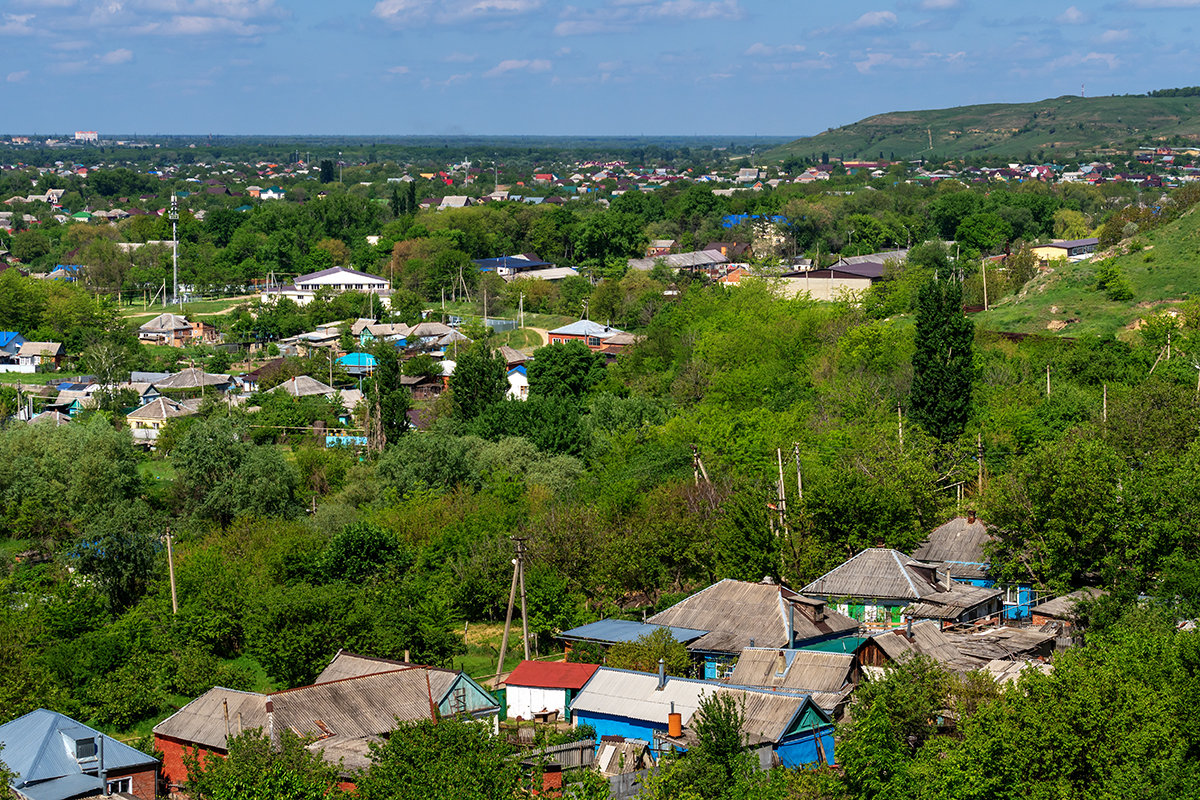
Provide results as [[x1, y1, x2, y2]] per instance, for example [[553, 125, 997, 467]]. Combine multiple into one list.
[[472, 252, 555, 278], [0, 709, 159, 800], [0, 331, 26, 357]]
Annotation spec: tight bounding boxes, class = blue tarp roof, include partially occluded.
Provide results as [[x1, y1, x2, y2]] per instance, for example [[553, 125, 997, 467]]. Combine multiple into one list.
[[472, 255, 555, 272], [559, 619, 709, 645], [338, 352, 377, 367]]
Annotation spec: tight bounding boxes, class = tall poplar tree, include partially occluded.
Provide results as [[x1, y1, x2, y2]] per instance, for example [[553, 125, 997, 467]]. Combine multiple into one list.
[[910, 277, 973, 441]]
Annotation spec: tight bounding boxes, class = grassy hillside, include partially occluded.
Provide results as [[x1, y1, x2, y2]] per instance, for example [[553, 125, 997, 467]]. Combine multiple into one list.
[[976, 207, 1200, 338], [768, 94, 1200, 162]]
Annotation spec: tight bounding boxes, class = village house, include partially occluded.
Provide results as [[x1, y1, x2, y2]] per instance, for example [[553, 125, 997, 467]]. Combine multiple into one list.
[[570, 666, 835, 769], [138, 312, 219, 347], [725, 648, 859, 719], [1031, 237, 1099, 266], [913, 514, 1037, 618], [153, 651, 499, 792], [261, 266, 391, 306], [547, 320, 626, 350], [0, 709, 160, 800], [16, 341, 65, 370], [646, 578, 860, 679], [127, 397, 201, 446], [802, 548, 1003, 629], [503, 660, 599, 722]]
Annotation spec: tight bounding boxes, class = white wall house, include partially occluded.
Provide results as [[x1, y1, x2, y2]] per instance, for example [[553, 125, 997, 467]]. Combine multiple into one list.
[[262, 266, 391, 307], [503, 661, 598, 722]]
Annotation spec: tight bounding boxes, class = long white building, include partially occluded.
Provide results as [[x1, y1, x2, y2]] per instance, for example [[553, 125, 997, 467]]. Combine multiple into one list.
[[261, 266, 391, 306]]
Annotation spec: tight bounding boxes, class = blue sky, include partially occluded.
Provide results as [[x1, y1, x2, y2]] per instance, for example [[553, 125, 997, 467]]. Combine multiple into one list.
[[1, 0, 1199, 137]]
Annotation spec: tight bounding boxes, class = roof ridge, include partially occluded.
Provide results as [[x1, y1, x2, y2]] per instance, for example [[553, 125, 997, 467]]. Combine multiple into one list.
[[892, 549, 922, 597]]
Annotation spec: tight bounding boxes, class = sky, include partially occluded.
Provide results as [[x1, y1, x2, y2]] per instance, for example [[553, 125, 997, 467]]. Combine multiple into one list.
[[1, 0, 1199, 137]]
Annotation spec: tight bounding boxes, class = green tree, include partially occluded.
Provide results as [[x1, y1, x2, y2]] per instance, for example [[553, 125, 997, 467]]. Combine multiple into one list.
[[607, 628, 691, 676], [184, 729, 342, 800], [449, 342, 507, 421], [527, 340, 604, 399], [910, 278, 973, 441], [357, 718, 520, 800]]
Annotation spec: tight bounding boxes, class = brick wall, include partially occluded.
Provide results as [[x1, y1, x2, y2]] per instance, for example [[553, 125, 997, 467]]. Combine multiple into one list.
[[154, 734, 224, 791], [108, 766, 158, 800]]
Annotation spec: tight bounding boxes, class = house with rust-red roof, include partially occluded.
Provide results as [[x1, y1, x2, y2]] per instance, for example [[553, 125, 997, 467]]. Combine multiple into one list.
[[504, 660, 599, 722]]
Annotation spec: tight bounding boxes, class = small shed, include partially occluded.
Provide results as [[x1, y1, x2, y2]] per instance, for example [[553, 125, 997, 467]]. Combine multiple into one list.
[[504, 660, 599, 722]]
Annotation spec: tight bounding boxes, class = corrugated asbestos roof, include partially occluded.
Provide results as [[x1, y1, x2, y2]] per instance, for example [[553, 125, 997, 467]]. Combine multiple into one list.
[[727, 648, 855, 693], [648, 579, 857, 653], [276, 375, 335, 397], [905, 583, 1003, 620], [139, 312, 191, 332], [153, 688, 267, 751], [983, 659, 1052, 684], [154, 368, 230, 390], [802, 549, 943, 602], [273, 669, 458, 740], [911, 517, 994, 580], [627, 249, 728, 271], [1031, 587, 1106, 619]]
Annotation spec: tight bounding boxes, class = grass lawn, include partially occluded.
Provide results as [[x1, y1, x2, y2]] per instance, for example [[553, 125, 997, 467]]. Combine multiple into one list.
[[977, 206, 1200, 340], [120, 295, 253, 326], [138, 459, 176, 482], [458, 621, 565, 684], [0, 372, 64, 385], [494, 328, 544, 350]]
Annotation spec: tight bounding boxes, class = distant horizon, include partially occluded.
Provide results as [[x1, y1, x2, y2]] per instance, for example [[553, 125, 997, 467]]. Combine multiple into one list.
[[3, 2, 1198, 137]]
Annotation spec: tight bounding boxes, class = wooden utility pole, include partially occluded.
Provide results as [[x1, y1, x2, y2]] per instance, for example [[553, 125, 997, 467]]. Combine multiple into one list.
[[776, 448, 788, 533], [1046, 364, 1051, 397], [793, 442, 803, 502], [165, 528, 178, 615]]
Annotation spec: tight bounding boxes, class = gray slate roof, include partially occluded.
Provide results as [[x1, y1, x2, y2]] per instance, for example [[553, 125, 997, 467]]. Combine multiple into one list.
[[274, 375, 335, 397], [802, 548, 943, 603], [648, 579, 858, 653], [154, 368, 230, 390], [912, 516, 994, 581], [1031, 587, 1107, 620], [139, 312, 191, 333], [727, 648, 855, 694], [1, 709, 158, 800], [904, 583, 1003, 620]]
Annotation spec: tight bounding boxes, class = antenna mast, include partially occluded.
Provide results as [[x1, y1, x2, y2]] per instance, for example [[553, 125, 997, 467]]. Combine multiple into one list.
[[169, 194, 180, 308]]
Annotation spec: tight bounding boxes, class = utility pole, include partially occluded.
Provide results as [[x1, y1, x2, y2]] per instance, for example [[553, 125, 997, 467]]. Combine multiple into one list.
[[981, 257, 988, 311], [169, 194, 179, 307], [793, 442, 802, 502], [1046, 364, 1051, 397], [897, 403, 904, 450], [519, 293, 524, 329], [516, 538, 530, 661], [1103, 383, 1108, 421], [493, 554, 520, 687], [976, 433, 984, 493], [165, 528, 178, 615]]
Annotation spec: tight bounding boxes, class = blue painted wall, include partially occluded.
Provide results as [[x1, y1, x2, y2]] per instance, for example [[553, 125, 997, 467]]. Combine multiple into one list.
[[776, 727, 835, 767], [573, 711, 664, 744], [959, 577, 1035, 619]]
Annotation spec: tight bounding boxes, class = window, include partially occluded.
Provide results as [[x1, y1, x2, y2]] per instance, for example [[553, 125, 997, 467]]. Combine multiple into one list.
[[107, 778, 132, 794], [75, 738, 96, 759]]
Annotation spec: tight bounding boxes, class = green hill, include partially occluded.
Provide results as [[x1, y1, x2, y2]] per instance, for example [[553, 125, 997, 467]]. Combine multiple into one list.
[[976, 207, 1200, 339], [768, 94, 1200, 162]]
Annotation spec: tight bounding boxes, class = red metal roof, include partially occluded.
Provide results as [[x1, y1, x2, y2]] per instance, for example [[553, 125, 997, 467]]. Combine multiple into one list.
[[506, 660, 599, 690]]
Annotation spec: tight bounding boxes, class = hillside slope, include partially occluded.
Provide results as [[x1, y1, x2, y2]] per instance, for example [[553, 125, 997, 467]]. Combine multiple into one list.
[[768, 95, 1200, 162], [976, 207, 1200, 338]]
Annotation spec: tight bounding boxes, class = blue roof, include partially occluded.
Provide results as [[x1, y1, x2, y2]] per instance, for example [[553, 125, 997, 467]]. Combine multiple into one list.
[[559, 619, 709, 645], [722, 213, 788, 228], [507, 365, 527, 376], [338, 352, 377, 367], [472, 255, 555, 271], [1, 709, 158, 800], [0, 332, 22, 347]]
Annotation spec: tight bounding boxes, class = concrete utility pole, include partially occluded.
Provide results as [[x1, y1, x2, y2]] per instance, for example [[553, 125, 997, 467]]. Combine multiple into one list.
[[516, 538, 530, 661], [165, 528, 178, 614], [169, 195, 179, 307], [494, 555, 520, 687]]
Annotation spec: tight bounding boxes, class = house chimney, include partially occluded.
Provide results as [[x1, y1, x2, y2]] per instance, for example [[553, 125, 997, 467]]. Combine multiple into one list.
[[404, 649, 410, 663], [944, 569, 952, 592], [98, 735, 107, 796], [906, 617, 913, 640], [967, 509, 976, 524], [749, 638, 755, 648], [657, 658, 666, 690], [788, 603, 795, 649], [265, 699, 275, 743]]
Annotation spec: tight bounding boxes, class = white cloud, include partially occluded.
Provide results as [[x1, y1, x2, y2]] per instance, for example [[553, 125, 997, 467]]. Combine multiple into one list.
[[6, 70, 30, 82], [852, 10, 897, 29], [1099, 28, 1132, 42], [444, 51, 478, 63], [387, 65, 409, 74], [0, 13, 37, 35], [555, 0, 741, 36], [373, 0, 542, 26], [99, 47, 133, 63], [483, 58, 551, 77], [1057, 6, 1088, 23], [854, 48, 964, 73], [921, 0, 958, 7], [745, 42, 805, 56]]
